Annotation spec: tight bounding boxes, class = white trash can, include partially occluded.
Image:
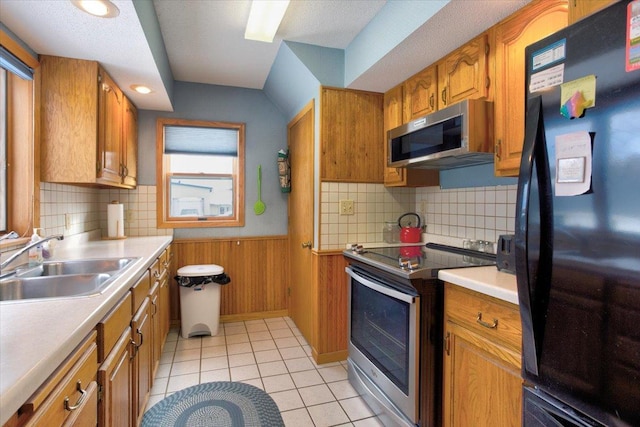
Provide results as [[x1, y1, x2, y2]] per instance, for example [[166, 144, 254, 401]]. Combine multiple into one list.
[[176, 264, 230, 339]]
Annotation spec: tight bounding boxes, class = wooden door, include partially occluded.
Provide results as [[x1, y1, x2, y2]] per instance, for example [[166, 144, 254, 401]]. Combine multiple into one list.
[[443, 321, 522, 427], [494, 0, 567, 176], [288, 100, 315, 340], [437, 33, 489, 110]]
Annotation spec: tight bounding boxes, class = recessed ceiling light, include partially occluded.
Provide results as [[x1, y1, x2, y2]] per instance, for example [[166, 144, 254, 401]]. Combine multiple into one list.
[[244, 0, 290, 43], [71, 0, 120, 18], [131, 85, 152, 94]]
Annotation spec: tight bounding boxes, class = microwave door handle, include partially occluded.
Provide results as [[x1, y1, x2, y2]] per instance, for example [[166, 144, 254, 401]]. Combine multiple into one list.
[[515, 96, 554, 378], [346, 268, 415, 304]]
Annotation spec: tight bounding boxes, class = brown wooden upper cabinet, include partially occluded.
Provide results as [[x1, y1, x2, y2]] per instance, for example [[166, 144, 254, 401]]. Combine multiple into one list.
[[437, 33, 491, 110], [493, 0, 568, 177], [320, 87, 384, 183], [568, 0, 616, 24], [383, 84, 439, 187], [40, 55, 138, 188]]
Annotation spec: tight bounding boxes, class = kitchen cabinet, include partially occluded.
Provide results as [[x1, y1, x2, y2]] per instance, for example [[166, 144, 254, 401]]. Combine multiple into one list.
[[442, 283, 522, 427], [131, 298, 152, 427], [39, 55, 137, 188], [383, 84, 439, 187], [493, 0, 568, 176], [97, 292, 133, 427], [13, 332, 98, 427], [320, 87, 384, 183], [403, 65, 438, 120], [437, 33, 491, 110], [122, 96, 138, 188], [568, 0, 615, 24]]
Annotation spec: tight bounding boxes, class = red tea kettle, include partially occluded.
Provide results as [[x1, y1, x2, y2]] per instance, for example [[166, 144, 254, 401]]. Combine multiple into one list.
[[398, 213, 422, 243]]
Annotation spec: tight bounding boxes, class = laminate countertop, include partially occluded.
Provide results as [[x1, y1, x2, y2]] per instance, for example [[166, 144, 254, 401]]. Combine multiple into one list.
[[438, 265, 518, 305], [0, 235, 172, 425]]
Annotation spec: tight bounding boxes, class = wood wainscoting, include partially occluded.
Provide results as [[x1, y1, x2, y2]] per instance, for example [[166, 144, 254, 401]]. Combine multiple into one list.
[[169, 236, 289, 323], [312, 250, 349, 364]]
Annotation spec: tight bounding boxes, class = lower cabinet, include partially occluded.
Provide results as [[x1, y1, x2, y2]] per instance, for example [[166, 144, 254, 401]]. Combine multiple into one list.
[[131, 298, 152, 427], [98, 327, 134, 427], [442, 283, 522, 427], [20, 332, 98, 427]]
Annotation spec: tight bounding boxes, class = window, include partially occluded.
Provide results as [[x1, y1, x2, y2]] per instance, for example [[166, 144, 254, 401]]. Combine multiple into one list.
[[0, 31, 37, 237], [156, 118, 245, 228]]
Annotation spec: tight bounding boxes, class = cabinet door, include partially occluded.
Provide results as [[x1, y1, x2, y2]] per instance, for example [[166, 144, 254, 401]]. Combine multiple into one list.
[[160, 247, 172, 341], [320, 87, 384, 183], [97, 68, 123, 186], [437, 33, 490, 110], [443, 321, 522, 427], [494, 0, 568, 176], [132, 298, 152, 427], [568, 0, 615, 24], [383, 85, 440, 188], [149, 280, 162, 378], [383, 84, 406, 186], [98, 328, 133, 427], [403, 65, 438, 120], [122, 96, 138, 188]]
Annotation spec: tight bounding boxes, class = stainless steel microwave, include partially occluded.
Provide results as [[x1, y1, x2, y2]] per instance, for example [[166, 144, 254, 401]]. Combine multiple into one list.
[[387, 99, 494, 170]]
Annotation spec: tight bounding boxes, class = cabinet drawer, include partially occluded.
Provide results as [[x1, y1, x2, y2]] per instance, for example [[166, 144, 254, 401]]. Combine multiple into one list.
[[445, 283, 521, 351], [23, 332, 98, 427], [97, 292, 132, 362], [130, 271, 150, 314]]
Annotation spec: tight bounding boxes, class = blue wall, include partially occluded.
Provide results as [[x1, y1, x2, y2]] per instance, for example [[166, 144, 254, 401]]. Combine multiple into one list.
[[440, 163, 517, 189], [138, 81, 289, 238]]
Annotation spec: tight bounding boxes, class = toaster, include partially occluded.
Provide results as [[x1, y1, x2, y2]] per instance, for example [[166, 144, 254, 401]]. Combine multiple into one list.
[[496, 234, 516, 274]]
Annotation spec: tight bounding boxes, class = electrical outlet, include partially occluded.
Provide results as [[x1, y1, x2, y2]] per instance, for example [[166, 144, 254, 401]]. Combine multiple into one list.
[[126, 209, 135, 223], [339, 199, 354, 215], [64, 213, 71, 230]]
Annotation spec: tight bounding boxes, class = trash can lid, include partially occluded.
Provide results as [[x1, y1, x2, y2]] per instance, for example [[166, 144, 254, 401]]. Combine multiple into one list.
[[177, 264, 224, 277]]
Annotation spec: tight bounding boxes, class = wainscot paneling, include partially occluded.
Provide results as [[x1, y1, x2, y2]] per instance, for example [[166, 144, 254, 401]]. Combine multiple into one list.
[[312, 250, 349, 363], [170, 237, 289, 322]]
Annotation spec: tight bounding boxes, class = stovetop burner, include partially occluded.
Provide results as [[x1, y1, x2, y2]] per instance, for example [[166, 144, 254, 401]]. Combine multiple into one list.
[[344, 242, 496, 279]]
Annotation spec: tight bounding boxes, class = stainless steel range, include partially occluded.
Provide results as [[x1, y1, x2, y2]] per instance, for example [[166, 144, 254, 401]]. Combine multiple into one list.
[[343, 242, 495, 427]]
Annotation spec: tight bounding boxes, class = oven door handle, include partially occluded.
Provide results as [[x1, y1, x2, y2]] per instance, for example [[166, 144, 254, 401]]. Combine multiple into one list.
[[346, 267, 416, 304]]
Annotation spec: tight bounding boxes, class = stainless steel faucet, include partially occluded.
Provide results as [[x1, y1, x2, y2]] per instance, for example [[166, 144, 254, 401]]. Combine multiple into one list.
[[0, 234, 64, 271]]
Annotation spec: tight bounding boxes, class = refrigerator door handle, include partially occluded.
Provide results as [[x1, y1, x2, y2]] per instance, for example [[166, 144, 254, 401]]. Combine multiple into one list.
[[515, 96, 554, 377]]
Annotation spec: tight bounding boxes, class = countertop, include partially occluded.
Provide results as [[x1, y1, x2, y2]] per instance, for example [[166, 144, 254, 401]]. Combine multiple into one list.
[[438, 266, 519, 305], [0, 235, 172, 425]]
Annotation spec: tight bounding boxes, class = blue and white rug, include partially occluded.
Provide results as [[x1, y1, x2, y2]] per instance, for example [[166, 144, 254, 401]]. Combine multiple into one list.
[[141, 382, 284, 427]]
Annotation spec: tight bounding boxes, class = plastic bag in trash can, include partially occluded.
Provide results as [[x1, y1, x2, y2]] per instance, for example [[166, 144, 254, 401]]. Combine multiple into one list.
[[175, 273, 231, 287]]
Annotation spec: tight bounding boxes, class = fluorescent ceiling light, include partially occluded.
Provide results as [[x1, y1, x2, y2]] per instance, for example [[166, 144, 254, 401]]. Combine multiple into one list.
[[244, 0, 290, 43], [71, 0, 120, 18]]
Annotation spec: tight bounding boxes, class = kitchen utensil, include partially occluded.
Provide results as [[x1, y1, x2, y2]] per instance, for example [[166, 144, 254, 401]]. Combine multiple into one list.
[[398, 213, 422, 243], [254, 165, 266, 215]]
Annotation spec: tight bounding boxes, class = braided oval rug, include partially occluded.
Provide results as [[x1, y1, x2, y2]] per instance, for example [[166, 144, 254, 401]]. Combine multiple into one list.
[[141, 382, 284, 427]]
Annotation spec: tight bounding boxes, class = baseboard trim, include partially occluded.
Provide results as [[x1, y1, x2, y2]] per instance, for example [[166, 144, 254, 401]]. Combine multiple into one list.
[[220, 310, 289, 323]]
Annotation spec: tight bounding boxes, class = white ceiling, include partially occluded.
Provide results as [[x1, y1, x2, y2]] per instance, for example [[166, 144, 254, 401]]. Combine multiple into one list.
[[0, 0, 529, 112]]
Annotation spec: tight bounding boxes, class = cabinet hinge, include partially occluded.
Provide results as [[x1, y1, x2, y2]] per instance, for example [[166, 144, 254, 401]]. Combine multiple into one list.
[[485, 43, 490, 56], [486, 76, 490, 89], [287, 287, 291, 296], [444, 331, 451, 356], [98, 384, 104, 402]]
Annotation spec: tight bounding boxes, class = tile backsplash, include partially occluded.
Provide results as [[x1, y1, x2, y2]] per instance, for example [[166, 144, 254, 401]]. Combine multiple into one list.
[[40, 183, 172, 238], [319, 182, 516, 250]]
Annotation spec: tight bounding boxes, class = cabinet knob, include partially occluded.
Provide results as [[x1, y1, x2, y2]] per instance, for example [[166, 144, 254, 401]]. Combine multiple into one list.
[[301, 241, 312, 249]]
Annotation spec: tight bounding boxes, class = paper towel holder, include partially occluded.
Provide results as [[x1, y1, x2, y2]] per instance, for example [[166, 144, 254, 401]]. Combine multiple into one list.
[[104, 200, 127, 240]]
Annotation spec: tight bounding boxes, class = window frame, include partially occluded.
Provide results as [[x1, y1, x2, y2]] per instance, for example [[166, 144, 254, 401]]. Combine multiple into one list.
[[156, 117, 245, 228], [0, 29, 38, 240]]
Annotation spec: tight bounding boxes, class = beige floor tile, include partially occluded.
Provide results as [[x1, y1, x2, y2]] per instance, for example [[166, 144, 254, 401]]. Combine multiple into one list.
[[307, 401, 350, 427], [166, 373, 199, 393], [279, 346, 307, 360], [154, 363, 171, 379], [227, 342, 253, 355], [230, 364, 260, 381], [353, 416, 385, 426], [258, 360, 288, 377], [298, 384, 336, 406], [269, 389, 305, 412], [176, 338, 202, 351], [281, 408, 315, 427], [275, 337, 300, 349], [170, 359, 200, 376], [224, 324, 247, 336], [318, 364, 348, 383], [200, 368, 231, 383], [266, 319, 289, 330], [328, 380, 359, 400], [340, 396, 375, 421], [201, 344, 227, 358], [149, 376, 168, 396], [284, 356, 315, 373], [251, 339, 277, 352], [262, 373, 296, 393], [228, 352, 256, 368], [248, 330, 273, 341], [291, 369, 324, 388], [254, 349, 282, 364], [225, 333, 250, 344], [173, 348, 201, 362], [200, 355, 228, 371], [201, 335, 226, 348], [245, 321, 269, 332], [270, 328, 294, 338]]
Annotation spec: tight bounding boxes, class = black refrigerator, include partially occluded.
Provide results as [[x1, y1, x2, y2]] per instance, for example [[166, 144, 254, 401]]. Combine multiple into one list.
[[516, 1, 640, 426]]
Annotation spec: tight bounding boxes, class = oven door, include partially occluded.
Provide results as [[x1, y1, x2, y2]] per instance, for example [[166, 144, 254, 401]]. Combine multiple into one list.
[[346, 266, 420, 426]]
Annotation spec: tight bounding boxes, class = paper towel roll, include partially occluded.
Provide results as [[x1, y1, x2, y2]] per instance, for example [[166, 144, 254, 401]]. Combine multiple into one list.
[[107, 202, 125, 238]]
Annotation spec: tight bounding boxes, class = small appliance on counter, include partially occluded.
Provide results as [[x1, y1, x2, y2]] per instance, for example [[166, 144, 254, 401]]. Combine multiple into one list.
[[398, 213, 422, 243], [496, 234, 515, 274]]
